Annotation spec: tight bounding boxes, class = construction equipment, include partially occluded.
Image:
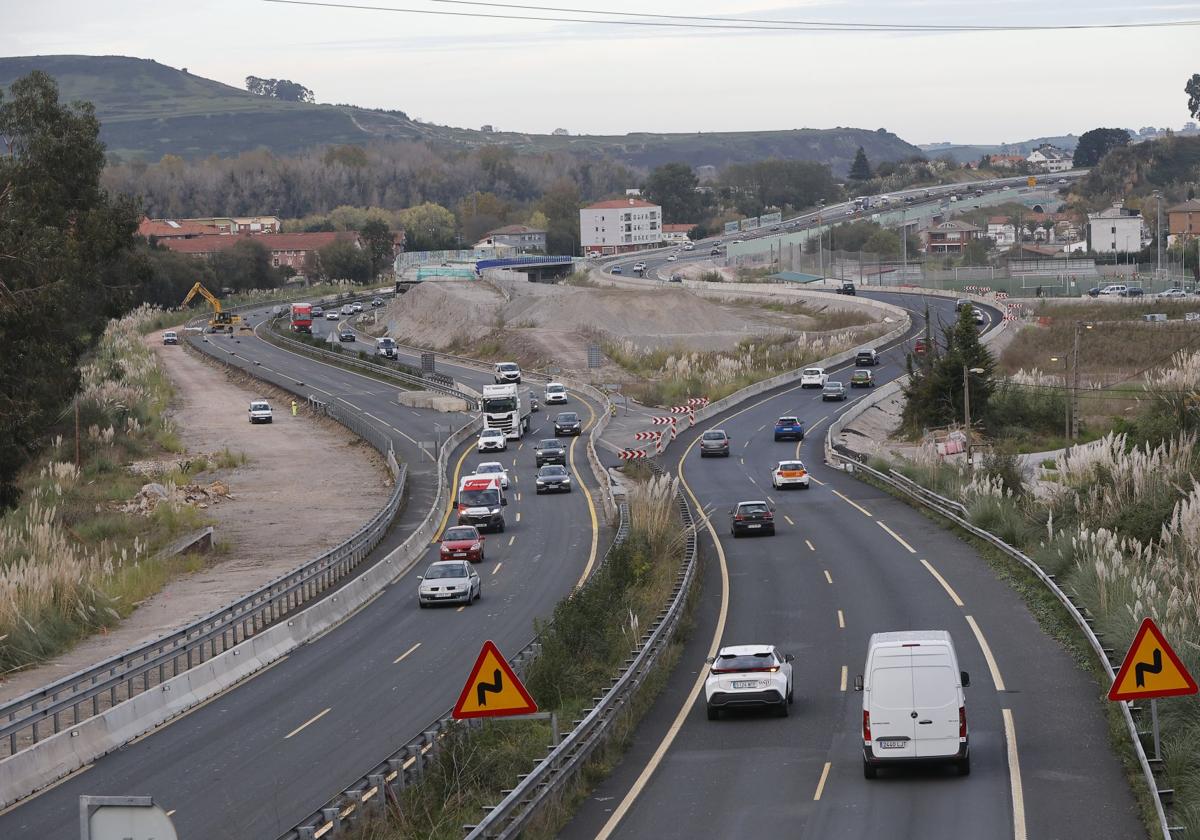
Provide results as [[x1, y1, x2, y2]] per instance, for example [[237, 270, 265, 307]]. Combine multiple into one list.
[[181, 282, 245, 332]]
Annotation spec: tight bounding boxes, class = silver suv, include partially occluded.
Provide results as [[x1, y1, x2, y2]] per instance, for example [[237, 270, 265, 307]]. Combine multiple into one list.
[[699, 429, 731, 458]]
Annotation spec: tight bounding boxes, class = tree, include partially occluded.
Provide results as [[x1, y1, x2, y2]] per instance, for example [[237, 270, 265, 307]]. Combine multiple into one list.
[[540, 180, 581, 256], [901, 306, 996, 432], [1073, 128, 1131, 167], [317, 240, 370, 283], [0, 71, 143, 510], [644, 163, 701, 223], [849, 146, 873, 181], [210, 239, 280, 292], [1187, 73, 1200, 119], [397, 202, 457, 251], [244, 76, 314, 103], [960, 238, 991, 266], [456, 191, 511, 244], [359, 219, 396, 280], [863, 229, 901, 257]]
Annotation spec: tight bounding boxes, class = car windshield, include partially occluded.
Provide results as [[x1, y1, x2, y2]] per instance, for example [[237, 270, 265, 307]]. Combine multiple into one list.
[[778, 462, 804, 471], [425, 563, 468, 580], [459, 487, 499, 507], [483, 397, 517, 413], [539, 439, 561, 449], [738, 503, 769, 514], [547, 384, 564, 393], [482, 429, 503, 438], [776, 417, 798, 425], [379, 338, 395, 347], [857, 348, 873, 355], [702, 431, 726, 441], [539, 465, 568, 477], [251, 402, 269, 411], [498, 364, 519, 372], [443, 527, 477, 541], [713, 651, 776, 672], [476, 464, 501, 474]]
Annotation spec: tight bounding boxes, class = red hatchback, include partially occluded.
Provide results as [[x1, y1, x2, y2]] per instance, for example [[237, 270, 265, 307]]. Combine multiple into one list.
[[439, 525, 486, 563]]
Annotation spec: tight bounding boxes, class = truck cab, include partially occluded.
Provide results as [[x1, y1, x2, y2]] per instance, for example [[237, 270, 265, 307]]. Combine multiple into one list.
[[481, 383, 531, 439]]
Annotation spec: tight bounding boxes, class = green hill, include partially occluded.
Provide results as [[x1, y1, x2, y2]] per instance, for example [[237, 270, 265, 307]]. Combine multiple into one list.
[[0, 55, 924, 173]]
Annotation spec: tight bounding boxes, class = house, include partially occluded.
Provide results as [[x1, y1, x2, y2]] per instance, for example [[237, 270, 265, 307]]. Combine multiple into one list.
[[176, 216, 282, 235], [138, 217, 221, 241], [476, 224, 546, 254], [159, 231, 359, 269], [987, 217, 1017, 247], [1168, 199, 1200, 238], [922, 220, 983, 254], [661, 223, 695, 245], [1027, 145, 1072, 173], [1086, 204, 1144, 253], [580, 198, 663, 255], [988, 154, 1027, 169]]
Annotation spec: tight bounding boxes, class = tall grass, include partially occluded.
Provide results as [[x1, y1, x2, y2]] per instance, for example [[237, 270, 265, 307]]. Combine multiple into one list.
[[0, 306, 213, 673]]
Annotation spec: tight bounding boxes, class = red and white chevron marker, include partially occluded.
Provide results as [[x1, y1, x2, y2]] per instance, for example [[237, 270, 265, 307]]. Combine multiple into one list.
[[651, 416, 676, 426], [634, 430, 662, 441], [618, 448, 648, 460], [686, 397, 710, 407]]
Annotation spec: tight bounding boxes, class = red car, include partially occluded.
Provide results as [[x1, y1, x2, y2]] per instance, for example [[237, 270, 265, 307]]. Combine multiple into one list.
[[914, 337, 927, 355], [439, 525, 486, 563]]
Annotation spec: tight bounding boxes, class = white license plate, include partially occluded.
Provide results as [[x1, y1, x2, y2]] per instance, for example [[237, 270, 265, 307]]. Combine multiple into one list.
[[878, 739, 908, 749], [434, 593, 452, 599], [732, 680, 758, 689], [747, 524, 761, 529]]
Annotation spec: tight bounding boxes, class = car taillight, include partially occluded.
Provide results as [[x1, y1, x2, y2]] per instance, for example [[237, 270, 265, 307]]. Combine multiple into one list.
[[959, 706, 967, 739], [863, 710, 871, 743], [734, 514, 744, 521], [763, 512, 773, 520]]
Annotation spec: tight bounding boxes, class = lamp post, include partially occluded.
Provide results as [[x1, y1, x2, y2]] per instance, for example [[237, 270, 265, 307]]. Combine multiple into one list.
[[1070, 321, 1094, 440], [1050, 355, 1070, 440], [963, 365, 986, 464], [1155, 190, 1164, 281]]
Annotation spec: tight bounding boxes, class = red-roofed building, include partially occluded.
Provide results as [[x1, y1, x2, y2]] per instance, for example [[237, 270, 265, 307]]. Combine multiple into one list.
[[159, 232, 360, 269], [580, 197, 662, 255], [138, 217, 222, 240], [988, 154, 1027, 169], [661, 223, 696, 244]]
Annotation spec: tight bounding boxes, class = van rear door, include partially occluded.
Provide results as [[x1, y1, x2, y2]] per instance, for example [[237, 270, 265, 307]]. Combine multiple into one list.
[[868, 649, 917, 759], [911, 648, 961, 758]]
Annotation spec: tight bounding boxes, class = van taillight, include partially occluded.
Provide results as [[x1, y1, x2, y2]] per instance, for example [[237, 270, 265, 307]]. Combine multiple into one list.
[[862, 709, 871, 743], [959, 706, 967, 739]]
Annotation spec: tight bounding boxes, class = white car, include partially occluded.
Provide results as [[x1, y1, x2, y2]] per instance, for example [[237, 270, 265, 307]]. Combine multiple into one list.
[[351, 302, 363, 313], [325, 311, 339, 321], [477, 428, 508, 452], [683, 243, 695, 251], [1098, 284, 1127, 297], [800, 367, 828, 389], [1158, 288, 1188, 299], [248, 400, 273, 424], [544, 382, 568, 404], [772, 460, 811, 489], [972, 307, 985, 325], [667, 254, 678, 262], [633, 261, 647, 272], [417, 560, 481, 608], [494, 362, 522, 384], [705, 644, 794, 719], [340, 304, 354, 316], [474, 461, 510, 489]]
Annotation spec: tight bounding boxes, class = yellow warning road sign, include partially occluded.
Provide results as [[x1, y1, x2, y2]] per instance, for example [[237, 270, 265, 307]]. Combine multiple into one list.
[[452, 640, 538, 719], [1109, 618, 1198, 701], [1027, 176, 1037, 187]]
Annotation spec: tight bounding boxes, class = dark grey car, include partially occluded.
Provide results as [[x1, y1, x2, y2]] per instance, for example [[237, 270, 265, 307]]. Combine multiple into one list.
[[535, 464, 572, 494], [822, 381, 847, 401], [554, 412, 582, 436], [535, 439, 566, 467]]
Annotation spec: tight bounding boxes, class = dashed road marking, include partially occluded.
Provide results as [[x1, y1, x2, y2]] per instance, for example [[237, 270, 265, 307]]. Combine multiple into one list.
[[813, 762, 832, 800], [824, 569, 832, 584], [393, 643, 421, 664], [284, 707, 331, 740], [492, 563, 503, 575], [920, 558, 964, 606], [784, 515, 795, 526], [805, 539, 816, 551], [877, 521, 916, 553], [837, 609, 845, 628], [840, 665, 848, 691], [832, 489, 871, 517], [508, 535, 515, 546], [966, 615, 1006, 691]]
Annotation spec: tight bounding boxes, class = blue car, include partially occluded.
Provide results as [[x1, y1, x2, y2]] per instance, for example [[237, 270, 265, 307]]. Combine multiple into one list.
[[773, 416, 805, 441]]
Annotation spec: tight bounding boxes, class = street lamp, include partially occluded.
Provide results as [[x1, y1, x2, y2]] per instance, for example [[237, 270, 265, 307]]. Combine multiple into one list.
[[1069, 321, 1095, 440], [963, 365, 986, 462], [1049, 355, 1070, 439]]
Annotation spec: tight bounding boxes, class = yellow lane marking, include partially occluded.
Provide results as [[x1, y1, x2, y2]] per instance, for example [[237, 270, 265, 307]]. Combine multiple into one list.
[[570, 397, 601, 589], [432, 444, 473, 544], [285, 707, 331, 740], [1003, 709, 1028, 840], [593, 431, 731, 840], [920, 558, 964, 606], [840, 666, 848, 692], [832, 489, 872, 517], [492, 562, 503, 575], [837, 609, 845, 629], [805, 539, 816, 551], [393, 642, 421, 664], [784, 515, 795, 526], [877, 521, 916, 553], [965, 615, 1006, 691], [813, 762, 832, 800], [824, 570, 833, 584], [508, 535, 515, 546]]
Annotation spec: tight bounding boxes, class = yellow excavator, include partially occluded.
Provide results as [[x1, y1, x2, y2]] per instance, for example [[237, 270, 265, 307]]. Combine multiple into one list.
[[181, 282, 246, 332]]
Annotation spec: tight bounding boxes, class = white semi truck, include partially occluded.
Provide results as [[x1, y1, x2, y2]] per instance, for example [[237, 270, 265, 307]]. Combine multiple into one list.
[[481, 383, 532, 440]]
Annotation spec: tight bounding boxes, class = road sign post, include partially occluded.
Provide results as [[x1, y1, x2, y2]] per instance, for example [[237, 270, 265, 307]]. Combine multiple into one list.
[[1108, 617, 1198, 761]]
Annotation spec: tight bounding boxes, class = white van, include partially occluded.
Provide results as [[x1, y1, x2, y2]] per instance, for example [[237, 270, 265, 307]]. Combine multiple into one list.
[[1098, 284, 1127, 297], [854, 630, 971, 778]]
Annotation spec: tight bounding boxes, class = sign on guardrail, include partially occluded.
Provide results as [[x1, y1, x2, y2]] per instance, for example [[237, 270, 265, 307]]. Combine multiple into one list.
[[452, 640, 538, 719]]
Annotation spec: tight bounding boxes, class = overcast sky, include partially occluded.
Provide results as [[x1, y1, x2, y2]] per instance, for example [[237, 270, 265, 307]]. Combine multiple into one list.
[[4, 0, 1199, 145]]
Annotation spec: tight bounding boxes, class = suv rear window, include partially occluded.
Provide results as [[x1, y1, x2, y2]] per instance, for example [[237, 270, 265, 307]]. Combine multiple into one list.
[[713, 651, 776, 672], [777, 417, 798, 425], [737, 503, 769, 515]]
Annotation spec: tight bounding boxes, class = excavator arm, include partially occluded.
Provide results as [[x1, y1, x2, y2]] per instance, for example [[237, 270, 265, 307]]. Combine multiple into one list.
[[181, 282, 239, 331]]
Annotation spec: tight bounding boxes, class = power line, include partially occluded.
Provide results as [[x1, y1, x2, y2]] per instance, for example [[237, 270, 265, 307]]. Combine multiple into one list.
[[263, 0, 1200, 33]]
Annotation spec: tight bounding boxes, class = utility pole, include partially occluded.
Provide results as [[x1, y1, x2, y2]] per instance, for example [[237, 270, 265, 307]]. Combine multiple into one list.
[[817, 210, 824, 280], [902, 207, 908, 282], [1070, 321, 1090, 440], [74, 399, 81, 468], [1156, 190, 1164, 281], [963, 363, 972, 459]]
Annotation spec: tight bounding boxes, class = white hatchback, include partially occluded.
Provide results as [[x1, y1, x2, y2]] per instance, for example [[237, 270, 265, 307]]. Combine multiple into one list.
[[800, 367, 828, 389], [772, 460, 810, 489], [475, 461, 510, 489], [705, 644, 794, 719]]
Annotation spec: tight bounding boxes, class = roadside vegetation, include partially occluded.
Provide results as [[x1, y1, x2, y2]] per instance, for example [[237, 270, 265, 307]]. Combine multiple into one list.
[[0, 307, 243, 673], [890, 347, 1200, 838], [343, 472, 690, 840]]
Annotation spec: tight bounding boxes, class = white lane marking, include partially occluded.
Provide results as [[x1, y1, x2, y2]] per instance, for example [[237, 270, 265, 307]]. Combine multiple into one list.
[[515, 512, 521, 522], [339, 399, 363, 412], [837, 609, 845, 629], [756, 424, 767, 432], [813, 762, 832, 800], [767, 495, 776, 505], [805, 539, 816, 551], [809, 476, 825, 486], [284, 707, 331, 739], [393, 643, 421, 664], [833, 490, 872, 517], [363, 412, 385, 424], [965, 615, 1006, 691], [840, 666, 848, 691], [310, 386, 332, 396], [920, 558, 964, 606], [1003, 709, 1028, 840], [876, 521, 916, 553], [166, 809, 175, 817], [508, 536, 515, 547], [784, 515, 795, 526], [747, 476, 757, 485], [824, 570, 833, 584], [492, 563, 503, 575], [743, 440, 750, 448]]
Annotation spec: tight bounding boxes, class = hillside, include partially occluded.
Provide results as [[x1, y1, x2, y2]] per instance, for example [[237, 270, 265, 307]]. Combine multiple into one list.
[[1076, 133, 1200, 209], [0, 55, 923, 173], [920, 135, 1080, 164]]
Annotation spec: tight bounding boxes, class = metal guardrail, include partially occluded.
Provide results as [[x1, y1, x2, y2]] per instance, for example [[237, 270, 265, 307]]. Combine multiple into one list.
[[0, 354, 408, 761], [885, 469, 969, 517], [282, 495, 642, 840], [827, 451, 1176, 839]]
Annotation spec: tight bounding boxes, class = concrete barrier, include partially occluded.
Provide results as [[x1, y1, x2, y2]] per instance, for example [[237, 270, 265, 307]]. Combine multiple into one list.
[[0, 417, 481, 809]]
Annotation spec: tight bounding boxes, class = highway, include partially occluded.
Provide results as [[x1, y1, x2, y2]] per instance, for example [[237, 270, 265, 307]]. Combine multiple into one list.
[[563, 291, 1144, 839], [0, 306, 607, 838]]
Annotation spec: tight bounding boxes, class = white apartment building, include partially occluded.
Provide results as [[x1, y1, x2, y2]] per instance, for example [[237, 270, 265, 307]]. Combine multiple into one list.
[[1087, 204, 1144, 253], [580, 198, 662, 255], [1027, 145, 1072, 173]]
